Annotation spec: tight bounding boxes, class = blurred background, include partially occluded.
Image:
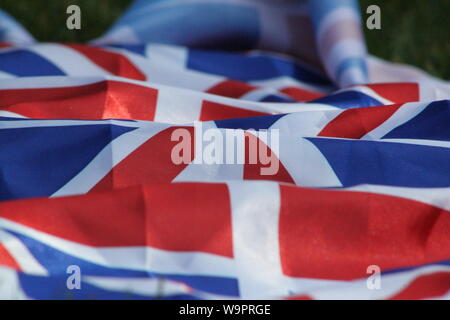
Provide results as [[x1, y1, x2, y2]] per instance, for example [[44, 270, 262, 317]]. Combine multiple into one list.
[[2, 0, 449, 79]]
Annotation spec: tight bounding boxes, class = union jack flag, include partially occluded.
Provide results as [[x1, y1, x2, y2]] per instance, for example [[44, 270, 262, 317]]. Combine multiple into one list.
[[0, 1, 449, 300]]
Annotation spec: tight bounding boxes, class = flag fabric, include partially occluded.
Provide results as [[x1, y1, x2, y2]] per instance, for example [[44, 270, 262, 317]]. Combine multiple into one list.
[[0, 0, 449, 300], [0, 9, 34, 46]]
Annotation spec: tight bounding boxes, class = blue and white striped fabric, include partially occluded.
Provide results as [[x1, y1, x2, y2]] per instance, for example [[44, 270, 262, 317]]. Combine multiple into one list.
[[95, 0, 367, 87], [308, 0, 367, 86], [0, 9, 34, 45]]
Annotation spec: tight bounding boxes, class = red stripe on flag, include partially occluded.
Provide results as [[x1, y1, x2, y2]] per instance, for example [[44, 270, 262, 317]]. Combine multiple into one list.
[[286, 295, 314, 300], [388, 272, 450, 300], [244, 132, 295, 184], [0, 243, 21, 271], [365, 83, 419, 103], [280, 87, 324, 102], [0, 187, 147, 247], [0, 183, 233, 257], [318, 104, 402, 139], [143, 183, 233, 257], [0, 80, 158, 120], [64, 44, 146, 81], [200, 101, 269, 121], [279, 185, 450, 280], [206, 80, 257, 99], [90, 127, 194, 192]]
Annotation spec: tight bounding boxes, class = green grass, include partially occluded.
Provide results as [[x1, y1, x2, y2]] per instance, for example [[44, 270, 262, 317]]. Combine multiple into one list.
[[2, 0, 131, 43], [359, 0, 450, 79], [2, 0, 449, 79]]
